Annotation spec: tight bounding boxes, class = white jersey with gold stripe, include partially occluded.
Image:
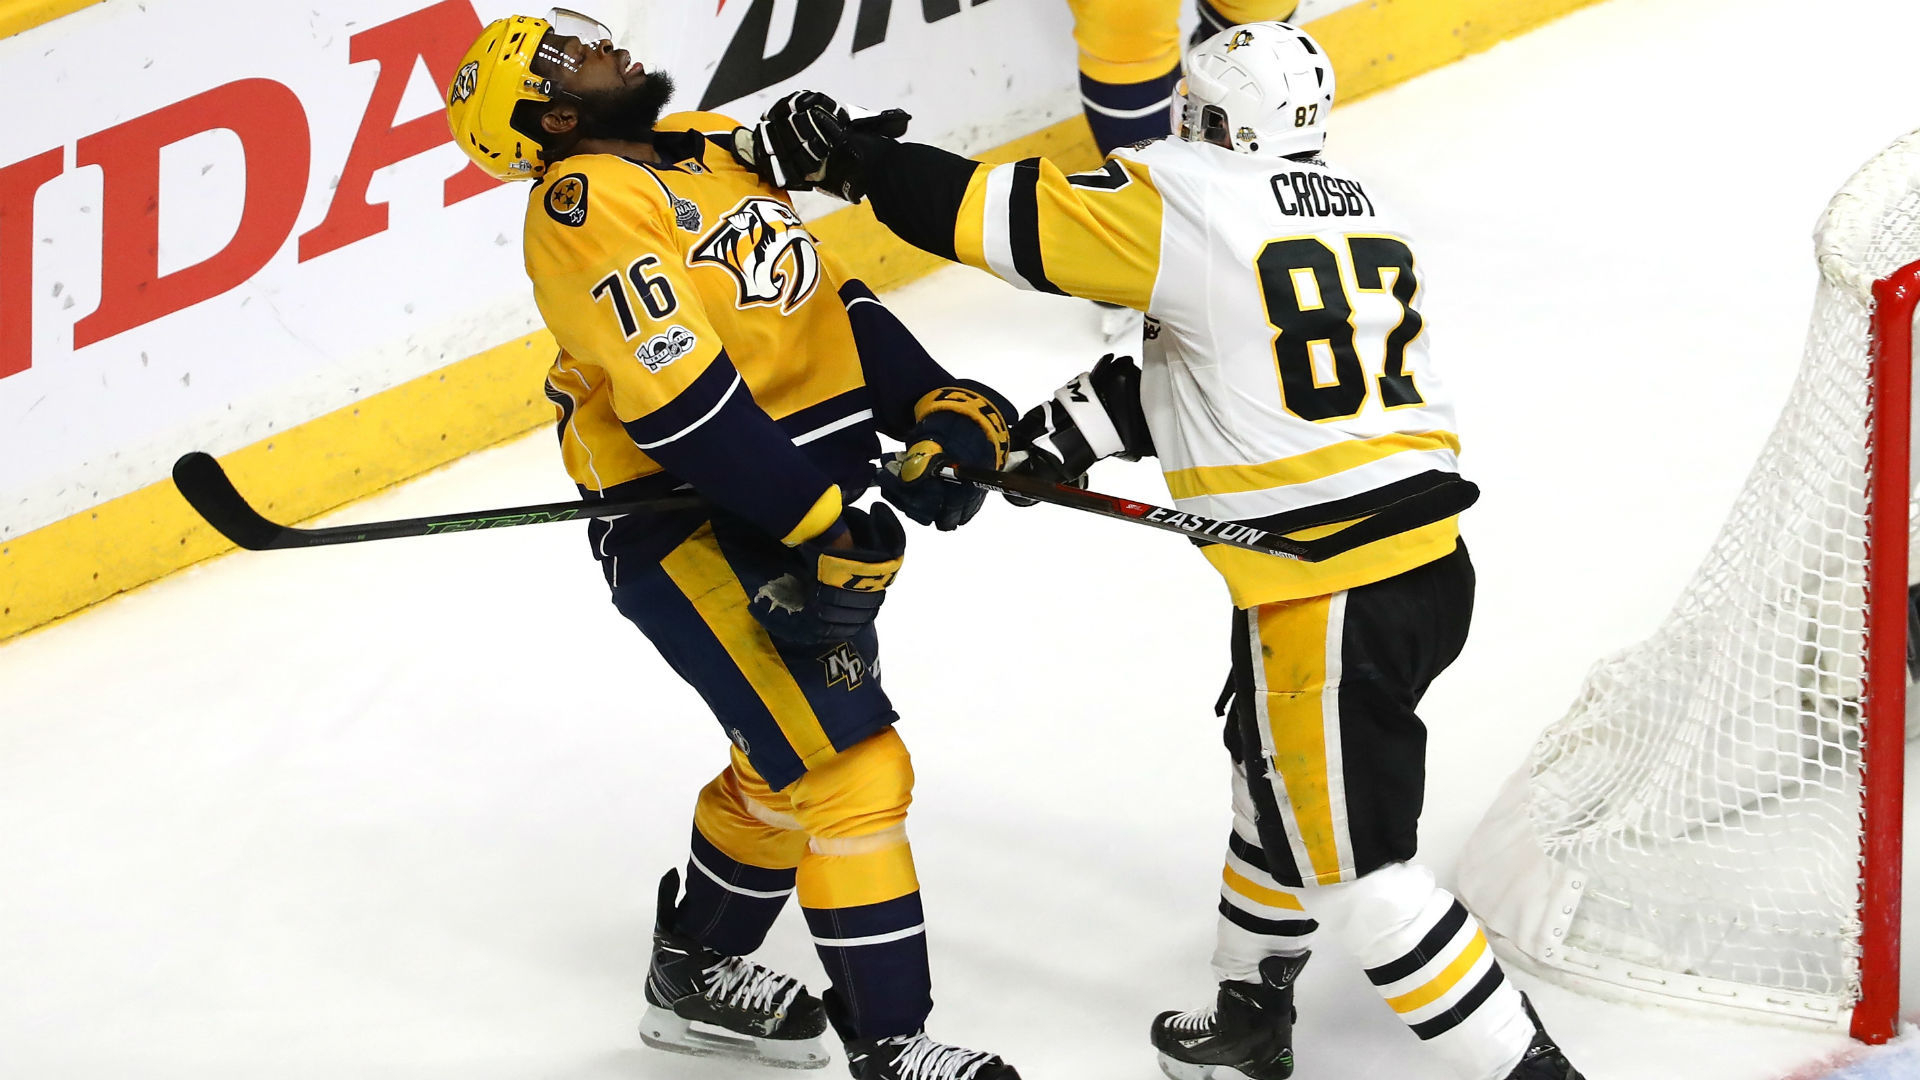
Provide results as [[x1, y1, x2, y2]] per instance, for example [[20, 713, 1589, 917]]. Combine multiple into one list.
[[951, 137, 1462, 605]]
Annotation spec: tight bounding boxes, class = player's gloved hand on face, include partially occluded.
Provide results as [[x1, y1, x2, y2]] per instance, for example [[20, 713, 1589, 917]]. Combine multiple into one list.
[[733, 90, 911, 202], [750, 503, 907, 645], [875, 383, 1015, 531], [1004, 353, 1155, 507]]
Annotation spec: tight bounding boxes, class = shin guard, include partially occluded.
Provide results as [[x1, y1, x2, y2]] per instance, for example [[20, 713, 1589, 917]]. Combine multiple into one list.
[[1301, 862, 1535, 1080]]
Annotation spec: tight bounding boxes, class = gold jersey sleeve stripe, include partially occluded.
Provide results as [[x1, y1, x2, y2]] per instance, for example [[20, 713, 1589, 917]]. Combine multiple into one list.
[[953, 155, 1163, 310], [1164, 430, 1461, 501]]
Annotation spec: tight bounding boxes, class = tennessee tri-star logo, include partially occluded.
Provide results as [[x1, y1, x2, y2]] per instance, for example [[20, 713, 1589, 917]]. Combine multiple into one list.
[[545, 174, 588, 227]]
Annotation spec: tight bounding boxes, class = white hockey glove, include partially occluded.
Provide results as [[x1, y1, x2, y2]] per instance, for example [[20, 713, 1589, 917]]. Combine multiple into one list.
[[1006, 353, 1156, 505], [731, 90, 910, 202]]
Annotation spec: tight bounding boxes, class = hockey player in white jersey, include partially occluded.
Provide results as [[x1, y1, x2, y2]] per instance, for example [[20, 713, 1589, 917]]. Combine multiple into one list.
[[743, 22, 1586, 1080]]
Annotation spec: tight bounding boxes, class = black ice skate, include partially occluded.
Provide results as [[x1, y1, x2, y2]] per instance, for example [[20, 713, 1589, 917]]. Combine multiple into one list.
[[840, 1030, 1022, 1080], [638, 869, 830, 1070], [1150, 953, 1307, 1080], [831, 992, 1021, 1080], [1505, 996, 1584, 1080]]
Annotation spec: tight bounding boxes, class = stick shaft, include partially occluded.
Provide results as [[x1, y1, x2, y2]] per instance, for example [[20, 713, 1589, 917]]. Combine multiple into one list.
[[171, 452, 702, 551], [942, 463, 1477, 564]]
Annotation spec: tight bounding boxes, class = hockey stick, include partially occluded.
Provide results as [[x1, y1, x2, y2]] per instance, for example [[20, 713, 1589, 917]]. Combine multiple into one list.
[[940, 462, 1478, 564], [170, 451, 705, 551]]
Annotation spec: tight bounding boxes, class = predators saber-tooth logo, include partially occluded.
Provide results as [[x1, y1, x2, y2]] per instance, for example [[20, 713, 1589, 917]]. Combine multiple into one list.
[[690, 197, 821, 314], [449, 61, 478, 104]]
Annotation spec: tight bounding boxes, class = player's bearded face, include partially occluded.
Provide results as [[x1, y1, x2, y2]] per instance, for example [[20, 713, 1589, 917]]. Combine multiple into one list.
[[531, 19, 677, 144], [569, 70, 677, 141]]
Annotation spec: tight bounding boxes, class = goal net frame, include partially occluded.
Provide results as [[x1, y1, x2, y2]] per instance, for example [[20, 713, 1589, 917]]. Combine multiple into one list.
[[1457, 130, 1916, 1045]]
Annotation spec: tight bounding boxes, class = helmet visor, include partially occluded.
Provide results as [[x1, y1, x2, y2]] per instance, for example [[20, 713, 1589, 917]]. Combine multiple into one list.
[[536, 7, 617, 73]]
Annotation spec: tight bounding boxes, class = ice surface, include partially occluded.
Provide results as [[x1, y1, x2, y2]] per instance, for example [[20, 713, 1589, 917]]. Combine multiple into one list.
[[4, 0, 1920, 1077]]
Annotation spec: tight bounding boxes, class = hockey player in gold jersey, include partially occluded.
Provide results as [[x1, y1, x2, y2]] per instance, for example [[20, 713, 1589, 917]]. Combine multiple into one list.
[[749, 20, 1586, 1080], [445, 11, 1021, 1080], [1068, 0, 1300, 153]]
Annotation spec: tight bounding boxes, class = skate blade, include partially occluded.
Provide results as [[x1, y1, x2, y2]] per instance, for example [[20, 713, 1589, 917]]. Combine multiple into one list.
[[1156, 1056, 1262, 1080], [1099, 304, 1145, 348], [640, 1006, 831, 1070]]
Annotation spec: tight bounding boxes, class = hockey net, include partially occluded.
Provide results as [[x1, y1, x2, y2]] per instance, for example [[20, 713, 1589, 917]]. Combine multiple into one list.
[[1457, 130, 1920, 1042]]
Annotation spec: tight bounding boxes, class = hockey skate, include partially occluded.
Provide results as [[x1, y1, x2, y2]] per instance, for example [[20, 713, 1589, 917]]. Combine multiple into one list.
[[831, 992, 1021, 1080], [1094, 299, 1145, 352], [1150, 953, 1306, 1080], [1504, 996, 1584, 1080], [638, 870, 831, 1070]]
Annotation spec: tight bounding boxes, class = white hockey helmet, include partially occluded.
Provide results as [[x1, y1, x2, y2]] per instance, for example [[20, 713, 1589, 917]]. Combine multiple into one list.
[[1177, 22, 1335, 157]]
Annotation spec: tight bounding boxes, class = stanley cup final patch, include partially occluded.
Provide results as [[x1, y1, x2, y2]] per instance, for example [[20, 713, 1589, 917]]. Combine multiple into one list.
[[545, 174, 589, 227]]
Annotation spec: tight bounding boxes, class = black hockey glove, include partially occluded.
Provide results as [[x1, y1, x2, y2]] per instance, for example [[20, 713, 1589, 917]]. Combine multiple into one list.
[[875, 382, 1015, 531], [749, 504, 907, 645], [1005, 353, 1155, 506], [732, 90, 910, 202]]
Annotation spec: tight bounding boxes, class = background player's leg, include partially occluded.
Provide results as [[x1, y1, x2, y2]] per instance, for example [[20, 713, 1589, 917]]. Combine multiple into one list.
[[1193, 0, 1301, 47], [1068, 0, 1183, 154]]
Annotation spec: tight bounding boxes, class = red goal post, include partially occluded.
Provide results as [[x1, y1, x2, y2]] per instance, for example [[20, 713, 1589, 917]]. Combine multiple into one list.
[[1856, 262, 1915, 1043], [1459, 131, 1920, 1044]]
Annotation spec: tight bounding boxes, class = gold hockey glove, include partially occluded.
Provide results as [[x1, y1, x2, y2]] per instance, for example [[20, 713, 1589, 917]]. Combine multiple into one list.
[[876, 383, 1015, 531], [749, 504, 907, 644]]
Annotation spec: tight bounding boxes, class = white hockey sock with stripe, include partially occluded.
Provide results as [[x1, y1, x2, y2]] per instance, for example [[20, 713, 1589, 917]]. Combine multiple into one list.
[[1299, 861, 1534, 1080]]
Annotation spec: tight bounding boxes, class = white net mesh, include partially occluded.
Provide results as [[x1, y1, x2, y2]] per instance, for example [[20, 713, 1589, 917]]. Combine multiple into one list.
[[1485, 129, 1920, 1015]]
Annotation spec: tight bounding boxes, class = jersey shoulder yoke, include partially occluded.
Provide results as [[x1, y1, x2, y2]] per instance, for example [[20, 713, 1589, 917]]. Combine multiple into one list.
[[523, 153, 678, 268], [655, 109, 744, 135]]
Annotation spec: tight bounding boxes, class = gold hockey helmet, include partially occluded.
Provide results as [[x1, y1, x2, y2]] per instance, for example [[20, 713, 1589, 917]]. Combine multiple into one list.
[[445, 9, 618, 181]]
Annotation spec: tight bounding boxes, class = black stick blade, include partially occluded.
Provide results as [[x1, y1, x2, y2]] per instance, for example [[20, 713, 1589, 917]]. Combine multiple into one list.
[[171, 452, 290, 551]]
